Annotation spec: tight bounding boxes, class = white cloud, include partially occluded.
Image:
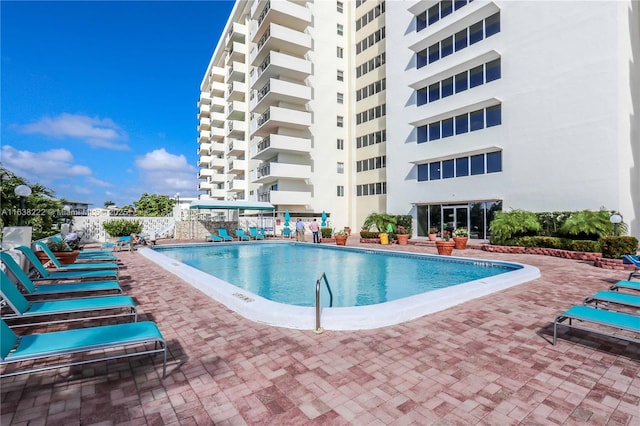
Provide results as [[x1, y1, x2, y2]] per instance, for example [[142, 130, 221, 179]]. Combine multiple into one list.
[[135, 148, 198, 194], [1, 145, 92, 179], [135, 148, 195, 172], [16, 113, 130, 150]]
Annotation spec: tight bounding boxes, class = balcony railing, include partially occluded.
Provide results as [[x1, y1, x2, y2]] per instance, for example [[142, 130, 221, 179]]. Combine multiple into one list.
[[257, 110, 270, 126], [257, 136, 271, 152], [257, 163, 271, 179], [257, 82, 270, 102], [257, 27, 271, 51], [257, 1, 271, 27]]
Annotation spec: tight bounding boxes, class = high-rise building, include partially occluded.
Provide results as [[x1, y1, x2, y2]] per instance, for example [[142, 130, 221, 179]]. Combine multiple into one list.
[[198, 0, 639, 238]]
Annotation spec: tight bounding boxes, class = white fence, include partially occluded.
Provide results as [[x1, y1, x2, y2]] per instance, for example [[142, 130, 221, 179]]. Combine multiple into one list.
[[72, 216, 175, 243]]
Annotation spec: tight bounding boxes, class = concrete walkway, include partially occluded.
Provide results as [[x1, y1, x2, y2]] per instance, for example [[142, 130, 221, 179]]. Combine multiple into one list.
[[1, 237, 638, 425]]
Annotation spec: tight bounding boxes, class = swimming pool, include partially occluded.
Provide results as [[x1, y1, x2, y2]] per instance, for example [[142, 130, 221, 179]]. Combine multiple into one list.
[[141, 242, 539, 330]]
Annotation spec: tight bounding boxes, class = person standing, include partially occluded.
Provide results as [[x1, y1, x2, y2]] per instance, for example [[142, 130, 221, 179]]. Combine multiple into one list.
[[309, 218, 320, 243], [296, 218, 305, 242]]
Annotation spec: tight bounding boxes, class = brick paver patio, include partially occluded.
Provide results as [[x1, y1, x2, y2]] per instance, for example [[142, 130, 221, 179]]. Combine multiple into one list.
[[1, 237, 638, 425]]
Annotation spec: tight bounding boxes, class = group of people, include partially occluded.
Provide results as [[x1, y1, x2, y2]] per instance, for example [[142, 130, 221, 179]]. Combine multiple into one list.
[[295, 218, 321, 243]]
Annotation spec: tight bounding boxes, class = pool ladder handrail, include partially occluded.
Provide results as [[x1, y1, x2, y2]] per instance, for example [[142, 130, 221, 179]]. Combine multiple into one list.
[[314, 272, 333, 334]]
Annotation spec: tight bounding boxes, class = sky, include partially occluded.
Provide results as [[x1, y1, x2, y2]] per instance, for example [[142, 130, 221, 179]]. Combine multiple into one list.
[[1, 0, 235, 208]]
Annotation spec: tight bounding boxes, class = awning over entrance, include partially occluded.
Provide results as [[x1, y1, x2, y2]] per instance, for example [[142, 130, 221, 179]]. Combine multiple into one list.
[[188, 200, 275, 211]]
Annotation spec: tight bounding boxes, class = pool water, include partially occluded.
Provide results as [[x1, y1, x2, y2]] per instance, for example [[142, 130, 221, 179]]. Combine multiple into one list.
[[154, 243, 518, 308]]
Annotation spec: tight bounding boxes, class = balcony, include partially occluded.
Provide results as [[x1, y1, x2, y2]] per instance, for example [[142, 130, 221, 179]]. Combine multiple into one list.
[[210, 111, 224, 126], [198, 143, 212, 155], [227, 120, 247, 137], [198, 131, 211, 143], [227, 61, 247, 82], [211, 97, 225, 112], [250, 23, 312, 66], [198, 155, 212, 167], [228, 159, 247, 175], [198, 92, 211, 106], [209, 157, 226, 170], [252, 0, 311, 35], [251, 51, 311, 89], [198, 181, 215, 191], [211, 81, 226, 96], [226, 80, 246, 102], [227, 138, 247, 156], [250, 134, 311, 160], [225, 22, 247, 47], [198, 117, 211, 131], [226, 41, 247, 64], [251, 78, 311, 113], [211, 127, 225, 141], [210, 173, 227, 183], [226, 100, 246, 120], [198, 103, 211, 118], [210, 142, 225, 155], [209, 66, 225, 82], [268, 190, 312, 206], [251, 162, 311, 184], [198, 169, 215, 179], [251, 106, 311, 137], [229, 178, 246, 192]]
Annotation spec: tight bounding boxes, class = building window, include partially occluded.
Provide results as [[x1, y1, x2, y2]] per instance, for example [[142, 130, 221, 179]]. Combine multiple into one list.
[[337, 47, 344, 58], [337, 70, 344, 81], [416, 104, 502, 142], [337, 1, 343, 13], [337, 185, 344, 196], [337, 24, 344, 36], [486, 151, 502, 173], [417, 151, 502, 182], [337, 138, 344, 150], [337, 116, 344, 127], [337, 162, 344, 173], [470, 154, 484, 175], [337, 92, 344, 104]]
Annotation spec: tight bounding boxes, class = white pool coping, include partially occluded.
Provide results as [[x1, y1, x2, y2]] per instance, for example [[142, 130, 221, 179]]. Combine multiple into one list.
[[140, 243, 540, 331]]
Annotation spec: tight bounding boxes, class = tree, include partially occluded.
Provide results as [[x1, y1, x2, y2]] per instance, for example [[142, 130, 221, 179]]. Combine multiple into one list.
[[133, 193, 175, 217], [104, 200, 115, 208]]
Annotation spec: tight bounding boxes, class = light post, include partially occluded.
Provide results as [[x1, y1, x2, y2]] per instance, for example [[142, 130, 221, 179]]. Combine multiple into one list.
[[609, 213, 622, 236], [14, 185, 32, 226]]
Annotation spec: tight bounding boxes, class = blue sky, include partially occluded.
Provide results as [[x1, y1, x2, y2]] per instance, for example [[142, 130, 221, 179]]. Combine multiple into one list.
[[1, 0, 235, 207]]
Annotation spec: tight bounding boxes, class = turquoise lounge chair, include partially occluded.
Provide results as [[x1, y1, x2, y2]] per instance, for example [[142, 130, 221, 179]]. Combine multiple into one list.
[[236, 229, 251, 241], [13, 246, 118, 282], [34, 242, 119, 271], [584, 290, 640, 309], [0, 253, 122, 298], [610, 280, 640, 292], [217, 229, 234, 241], [553, 305, 640, 345], [249, 227, 264, 240], [622, 255, 640, 280], [0, 278, 136, 328], [1, 319, 167, 378], [206, 234, 222, 242], [49, 236, 116, 260]]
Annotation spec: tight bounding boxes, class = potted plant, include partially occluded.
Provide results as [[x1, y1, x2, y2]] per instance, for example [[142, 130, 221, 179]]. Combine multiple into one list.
[[435, 230, 455, 255], [428, 227, 438, 241], [453, 227, 469, 250], [363, 213, 397, 246], [35, 240, 80, 265], [395, 226, 410, 245], [334, 230, 348, 246]]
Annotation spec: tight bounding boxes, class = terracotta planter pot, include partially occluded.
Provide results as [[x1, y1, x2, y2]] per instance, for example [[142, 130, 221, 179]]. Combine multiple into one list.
[[435, 240, 455, 256], [35, 250, 80, 265], [453, 236, 468, 250], [396, 234, 409, 245], [335, 235, 348, 246], [428, 233, 437, 241]]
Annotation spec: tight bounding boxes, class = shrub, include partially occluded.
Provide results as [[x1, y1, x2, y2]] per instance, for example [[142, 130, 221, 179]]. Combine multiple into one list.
[[559, 209, 616, 240], [489, 210, 541, 245], [359, 230, 379, 238], [599, 236, 639, 259], [563, 239, 600, 253], [102, 219, 143, 237], [321, 227, 332, 238]]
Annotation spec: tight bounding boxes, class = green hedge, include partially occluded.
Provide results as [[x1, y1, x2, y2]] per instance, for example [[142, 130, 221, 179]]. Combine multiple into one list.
[[321, 227, 332, 238], [102, 219, 143, 237], [360, 230, 379, 238], [600, 236, 639, 259]]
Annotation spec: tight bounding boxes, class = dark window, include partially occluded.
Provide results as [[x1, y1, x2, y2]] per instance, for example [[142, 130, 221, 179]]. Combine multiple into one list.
[[429, 122, 440, 141], [470, 154, 484, 175], [442, 118, 454, 138], [455, 113, 469, 134], [417, 12, 427, 31], [428, 4, 439, 25], [456, 157, 469, 176], [428, 83, 440, 102], [455, 29, 468, 51], [429, 162, 441, 180], [417, 49, 428, 68], [417, 88, 428, 106], [441, 0, 452, 18], [487, 151, 502, 173], [470, 109, 484, 131], [485, 12, 500, 37], [485, 58, 501, 82], [441, 36, 453, 58], [428, 43, 439, 63], [454, 0, 467, 10], [455, 71, 468, 93], [417, 164, 428, 181], [442, 159, 454, 178], [417, 125, 428, 143], [486, 104, 502, 127], [469, 21, 484, 44], [469, 65, 484, 88], [441, 77, 454, 98]]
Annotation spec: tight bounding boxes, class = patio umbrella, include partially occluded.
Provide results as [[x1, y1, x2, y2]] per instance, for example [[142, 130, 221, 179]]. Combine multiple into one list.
[[284, 210, 290, 227], [321, 211, 327, 227]]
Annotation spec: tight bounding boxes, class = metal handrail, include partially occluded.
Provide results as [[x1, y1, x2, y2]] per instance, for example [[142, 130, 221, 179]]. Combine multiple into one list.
[[314, 272, 333, 334]]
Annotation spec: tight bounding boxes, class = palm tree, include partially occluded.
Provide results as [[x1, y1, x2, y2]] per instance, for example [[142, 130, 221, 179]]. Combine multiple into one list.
[[104, 200, 115, 208]]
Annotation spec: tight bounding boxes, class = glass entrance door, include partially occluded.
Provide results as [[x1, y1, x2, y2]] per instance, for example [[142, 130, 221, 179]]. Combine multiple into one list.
[[441, 206, 468, 233]]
